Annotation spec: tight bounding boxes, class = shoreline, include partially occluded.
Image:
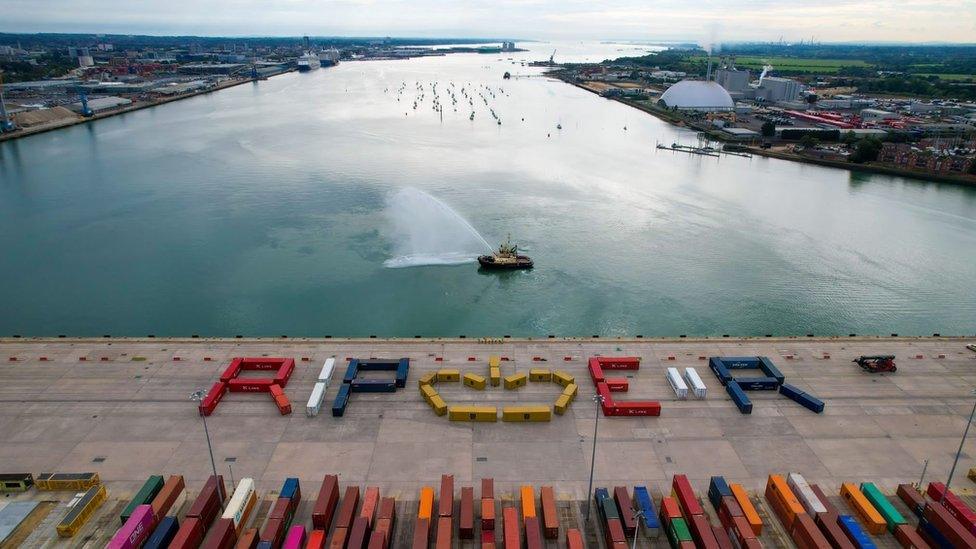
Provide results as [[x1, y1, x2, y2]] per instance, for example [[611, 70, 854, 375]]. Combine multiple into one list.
[[2, 335, 971, 344], [555, 73, 976, 187]]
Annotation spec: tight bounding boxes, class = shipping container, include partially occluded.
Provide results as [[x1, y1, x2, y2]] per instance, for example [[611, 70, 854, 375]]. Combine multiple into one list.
[[482, 530, 496, 549], [565, 528, 584, 549], [367, 530, 387, 549], [730, 483, 762, 535], [319, 357, 336, 384], [810, 484, 840, 517], [552, 370, 575, 387], [921, 501, 976, 548], [429, 395, 448, 416], [170, 516, 206, 549], [659, 497, 683, 522], [672, 474, 704, 517], [685, 368, 708, 398], [633, 486, 661, 538], [604, 518, 626, 545], [926, 481, 976, 538], [779, 383, 825, 413], [235, 528, 259, 549], [121, 475, 165, 524], [447, 406, 497, 422], [528, 369, 552, 382], [839, 483, 886, 536], [709, 477, 733, 511], [860, 483, 906, 532], [541, 486, 559, 539], [667, 367, 689, 399], [460, 487, 474, 539], [726, 381, 753, 414], [813, 512, 855, 549], [418, 372, 437, 388], [524, 516, 544, 549], [489, 366, 502, 387], [520, 485, 536, 518], [222, 478, 257, 535], [151, 475, 186, 519], [56, 483, 107, 537], [837, 515, 876, 549], [789, 513, 830, 549], [563, 383, 579, 399], [260, 517, 286, 547], [202, 518, 239, 549], [312, 475, 340, 531], [503, 507, 520, 549], [896, 485, 925, 518], [435, 516, 452, 549], [350, 379, 397, 393], [337, 486, 362, 529], [766, 475, 806, 528], [332, 384, 351, 417], [502, 406, 551, 422], [892, 524, 929, 549], [613, 486, 636, 536], [482, 478, 494, 500], [307, 382, 327, 417], [348, 516, 370, 549], [188, 475, 227, 528], [279, 478, 300, 503], [281, 524, 305, 549], [588, 360, 606, 384], [735, 377, 781, 390], [605, 377, 629, 392], [412, 518, 430, 549], [143, 516, 180, 549], [503, 373, 528, 389], [709, 357, 733, 385], [712, 525, 733, 549], [788, 473, 827, 516], [361, 486, 380, 526], [436, 369, 461, 382], [758, 357, 785, 383], [379, 496, 396, 520], [554, 395, 572, 415], [0, 473, 33, 493], [198, 382, 228, 416], [439, 475, 455, 517], [688, 513, 720, 549], [481, 498, 495, 531], [375, 517, 394, 546], [667, 517, 693, 547], [419, 486, 435, 519], [463, 373, 487, 390], [330, 526, 349, 549], [109, 504, 156, 549], [726, 515, 758, 546], [306, 529, 327, 549]]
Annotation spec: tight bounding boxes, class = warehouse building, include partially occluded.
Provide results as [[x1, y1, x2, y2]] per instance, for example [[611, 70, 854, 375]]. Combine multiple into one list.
[[658, 80, 735, 111], [69, 96, 132, 114]]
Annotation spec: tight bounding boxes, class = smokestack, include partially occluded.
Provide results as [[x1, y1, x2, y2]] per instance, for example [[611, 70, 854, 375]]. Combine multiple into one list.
[[706, 56, 713, 81]]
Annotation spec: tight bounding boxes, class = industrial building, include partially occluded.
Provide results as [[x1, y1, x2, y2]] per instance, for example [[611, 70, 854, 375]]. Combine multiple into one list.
[[658, 80, 735, 111], [755, 77, 803, 103], [713, 67, 751, 94], [69, 96, 131, 114]]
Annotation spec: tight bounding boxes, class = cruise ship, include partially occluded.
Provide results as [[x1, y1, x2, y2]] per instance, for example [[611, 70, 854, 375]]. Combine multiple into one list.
[[318, 48, 340, 67], [297, 52, 321, 72]]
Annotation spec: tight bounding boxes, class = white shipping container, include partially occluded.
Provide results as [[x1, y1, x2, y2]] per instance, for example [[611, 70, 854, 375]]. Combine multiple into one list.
[[684, 367, 707, 399], [306, 382, 326, 417], [222, 478, 256, 530], [666, 367, 688, 400], [317, 357, 336, 386], [787, 472, 826, 515]]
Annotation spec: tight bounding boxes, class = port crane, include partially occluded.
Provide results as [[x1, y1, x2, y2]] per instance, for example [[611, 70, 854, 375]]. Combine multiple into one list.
[[549, 50, 556, 64], [75, 86, 94, 117]]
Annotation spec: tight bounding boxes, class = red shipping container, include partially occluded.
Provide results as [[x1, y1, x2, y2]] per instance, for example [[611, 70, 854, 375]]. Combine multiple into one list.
[[481, 498, 495, 531], [789, 513, 830, 549], [435, 516, 452, 549], [273, 391, 292, 415], [524, 517, 543, 549], [566, 528, 584, 549], [604, 518, 626, 545], [188, 476, 227, 527], [742, 539, 763, 549], [221, 358, 244, 382], [595, 356, 641, 370], [313, 475, 340, 530], [199, 381, 227, 416], [306, 530, 327, 549], [439, 475, 454, 518], [660, 497, 683, 521], [347, 517, 370, 549], [503, 507, 520, 549], [809, 484, 840, 517], [481, 530, 496, 549], [613, 486, 636, 536], [260, 517, 286, 547], [672, 475, 704, 517], [151, 475, 185, 518], [202, 518, 238, 549], [540, 486, 559, 540], [360, 487, 380, 527], [606, 378, 629, 392], [688, 514, 720, 549], [814, 512, 854, 549], [367, 530, 387, 549], [712, 525, 733, 549], [169, 517, 205, 549], [329, 527, 349, 549], [234, 528, 258, 549], [411, 519, 429, 549], [269, 497, 293, 523], [337, 486, 361, 530], [922, 501, 976, 548], [897, 485, 925, 517], [588, 360, 606, 383], [227, 378, 276, 392], [482, 478, 494, 500], [374, 518, 394, 545], [727, 515, 758, 545], [927, 482, 976, 537], [893, 524, 930, 549], [605, 401, 662, 416], [378, 497, 396, 521], [459, 487, 474, 539]]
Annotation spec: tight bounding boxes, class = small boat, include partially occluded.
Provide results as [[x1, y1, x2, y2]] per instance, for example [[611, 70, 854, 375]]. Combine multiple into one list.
[[556, 123, 562, 130], [478, 235, 533, 270]]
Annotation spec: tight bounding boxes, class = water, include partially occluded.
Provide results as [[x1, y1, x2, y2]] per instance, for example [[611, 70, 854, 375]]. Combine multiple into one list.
[[1, 41, 975, 337]]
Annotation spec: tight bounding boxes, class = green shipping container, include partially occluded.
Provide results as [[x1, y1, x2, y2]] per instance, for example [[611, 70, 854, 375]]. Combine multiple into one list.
[[859, 482, 906, 532], [667, 517, 693, 547], [120, 475, 164, 524]]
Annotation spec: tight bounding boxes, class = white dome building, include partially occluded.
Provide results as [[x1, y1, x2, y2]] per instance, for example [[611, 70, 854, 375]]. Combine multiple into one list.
[[658, 80, 735, 111]]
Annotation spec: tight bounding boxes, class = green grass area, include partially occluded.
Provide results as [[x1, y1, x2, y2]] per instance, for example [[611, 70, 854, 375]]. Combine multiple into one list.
[[692, 55, 869, 73], [915, 73, 976, 82]]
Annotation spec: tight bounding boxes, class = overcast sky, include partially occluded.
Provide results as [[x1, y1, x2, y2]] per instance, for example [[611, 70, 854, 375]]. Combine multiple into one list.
[[2, 0, 975, 43]]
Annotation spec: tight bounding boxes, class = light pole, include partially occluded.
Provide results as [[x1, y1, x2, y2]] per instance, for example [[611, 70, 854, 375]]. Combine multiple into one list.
[[190, 389, 219, 482], [631, 509, 645, 549], [584, 394, 605, 523], [943, 390, 976, 502]]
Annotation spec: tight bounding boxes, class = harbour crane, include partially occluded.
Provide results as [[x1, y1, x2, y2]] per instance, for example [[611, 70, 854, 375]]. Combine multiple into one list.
[[549, 50, 556, 65], [75, 86, 94, 117]]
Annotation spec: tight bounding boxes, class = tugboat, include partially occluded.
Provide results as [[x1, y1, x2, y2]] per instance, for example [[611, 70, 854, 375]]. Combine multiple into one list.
[[478, 235, 533, 270]]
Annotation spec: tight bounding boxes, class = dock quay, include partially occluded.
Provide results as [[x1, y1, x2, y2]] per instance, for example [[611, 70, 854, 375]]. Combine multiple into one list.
[[1, 336, 975, 547]]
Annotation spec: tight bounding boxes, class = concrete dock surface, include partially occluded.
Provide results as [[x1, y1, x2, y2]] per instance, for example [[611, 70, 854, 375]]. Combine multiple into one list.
[[2, 336, 976, 547]]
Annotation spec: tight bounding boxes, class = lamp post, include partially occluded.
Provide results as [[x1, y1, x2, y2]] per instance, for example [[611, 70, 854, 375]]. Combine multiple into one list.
[[943, 389, 976, 502], [584, 394, 605, 523], [190, 389, 219, 481], [631, 509, 645, 549]]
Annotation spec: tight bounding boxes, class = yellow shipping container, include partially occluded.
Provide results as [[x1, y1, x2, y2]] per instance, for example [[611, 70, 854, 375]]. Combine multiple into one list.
[[528, 369, 552, 382], [436, 369, 461, 382], [56, 484, 107, 537], [554, 394, 572, 415], [462, 373, 487, 390], [502, 406, 551, 422], [429, 395, 448, 416], [504, 373, 528, 390], [418, 372, 437, 387], [552, 370, 575, 387], [490, 367, 501, 386], [448, 406, 497, 422], [562, 383, 578, 399], [420, 384, 438, 404], [419, 486, 434, 519], [36, 473, 100, 491], [488, 355, 501, 368]]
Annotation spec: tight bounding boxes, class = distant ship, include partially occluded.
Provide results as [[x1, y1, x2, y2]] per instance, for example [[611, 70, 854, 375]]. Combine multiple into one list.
[[478, 235, 533, 270], [318, 48, 340, 67], [297, 52, 321, 72]]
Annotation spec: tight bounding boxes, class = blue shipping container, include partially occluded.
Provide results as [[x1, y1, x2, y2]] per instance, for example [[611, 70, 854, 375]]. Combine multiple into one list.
[[143, 516, 179, 549], [779, 383, 825, 413], [720, 357, 761, 369], [395, 358, 409, 388], [633, 486, 661, 535], [838, 515, 877, 549], [257, 542, 274, 549], [332, 384, 351, 417], [734, 377, 781, 391], [708, 477, 732, 511], [917, 516, 952, 549], [343, 360, 360, 383], [758, 357, 786, 384], [726, 381, 752, 414], [350, 379, 397, 393], [709, 358, 732, 385], [281, 478, 300, 500]]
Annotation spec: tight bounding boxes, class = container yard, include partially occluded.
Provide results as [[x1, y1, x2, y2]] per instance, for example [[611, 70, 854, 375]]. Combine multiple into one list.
[[1, 336, 976, 547]]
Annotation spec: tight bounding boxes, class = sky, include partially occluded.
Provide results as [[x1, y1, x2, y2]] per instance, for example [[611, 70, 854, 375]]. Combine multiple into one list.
[[2, 0, 975, 43]]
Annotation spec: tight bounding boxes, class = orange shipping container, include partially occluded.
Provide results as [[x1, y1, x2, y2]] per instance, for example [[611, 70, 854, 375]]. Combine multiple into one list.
[[360, 487, 380, 526], [520, 486, 536, 518], [419, 487, 435, 519], [730, 483, 763, 536], [839, 483, 886, 536], [566, 528, 584, 549], [151, 475, 186, 518], [765, 475, 805, 527], [481, 498, 495, 531]]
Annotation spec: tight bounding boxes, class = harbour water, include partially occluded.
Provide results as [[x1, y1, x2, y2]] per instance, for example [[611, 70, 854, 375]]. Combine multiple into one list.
[[1, 42, 975, 337]]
